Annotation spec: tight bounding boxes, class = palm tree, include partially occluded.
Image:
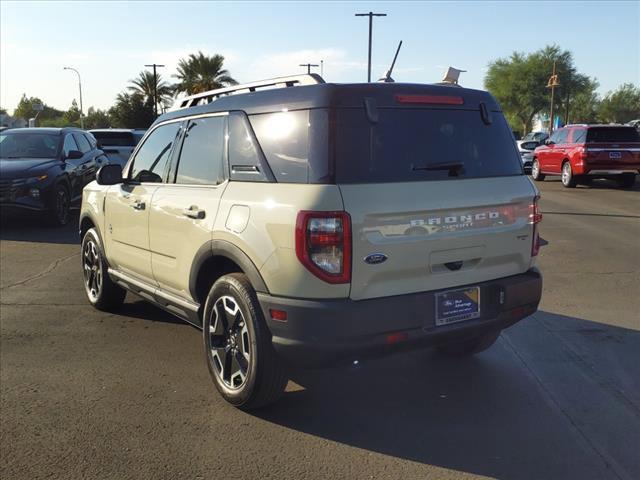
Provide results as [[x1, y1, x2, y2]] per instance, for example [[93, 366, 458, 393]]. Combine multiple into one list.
[[128, 71, 173, 112], [173, 52, 238, 95]]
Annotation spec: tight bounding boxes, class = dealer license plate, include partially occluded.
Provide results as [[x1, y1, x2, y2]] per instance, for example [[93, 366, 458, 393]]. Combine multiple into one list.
[[435, 287, 481, 326]]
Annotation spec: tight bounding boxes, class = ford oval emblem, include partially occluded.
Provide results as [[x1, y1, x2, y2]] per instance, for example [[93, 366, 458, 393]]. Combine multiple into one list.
[[364, 253, 388, 265]]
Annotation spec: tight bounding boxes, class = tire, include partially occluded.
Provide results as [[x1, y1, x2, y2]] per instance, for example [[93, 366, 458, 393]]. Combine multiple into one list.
[[531, 159, 545, 181], [617, 173, 636, 189], [203, 273, 288, 410], [436, 331, 501, 356], [48, 183, 71, 226], [561, 161, 577, 188], [81, 228, 126, 311]]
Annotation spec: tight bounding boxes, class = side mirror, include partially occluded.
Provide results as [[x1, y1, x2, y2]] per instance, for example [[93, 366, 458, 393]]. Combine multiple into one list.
[[544, 139, 554, 146], [96, 164, 123, 185], [65, 149, 84, 160]]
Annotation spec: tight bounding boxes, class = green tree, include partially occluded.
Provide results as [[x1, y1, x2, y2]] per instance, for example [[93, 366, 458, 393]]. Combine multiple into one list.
[[84, 107, 111, 129], [567, 78, 601, 124], [485, 45, 591, 135], [63, 99, 81, 126], [598, 83, 640, 123], [173, 51, 237, 95], [128, 70, 173, 112], [108, 92, 155, 128], [13, 94, 65, 125]]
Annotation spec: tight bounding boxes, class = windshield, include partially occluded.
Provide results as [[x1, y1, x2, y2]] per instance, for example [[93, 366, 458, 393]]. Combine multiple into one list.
[[0, 132, 59, 159], [586, 127, 640, 143], [335, 108, 523, 183]]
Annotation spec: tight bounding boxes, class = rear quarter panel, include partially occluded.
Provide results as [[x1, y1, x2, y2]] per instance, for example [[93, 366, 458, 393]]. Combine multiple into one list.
[[216, 182, 349, 299]]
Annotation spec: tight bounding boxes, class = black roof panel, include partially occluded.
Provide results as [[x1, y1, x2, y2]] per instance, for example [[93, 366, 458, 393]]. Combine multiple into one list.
[[156, 83, 501, 126]]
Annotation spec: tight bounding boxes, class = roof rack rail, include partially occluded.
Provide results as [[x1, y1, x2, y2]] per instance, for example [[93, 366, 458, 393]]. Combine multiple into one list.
[[170, 73, 325, 111]]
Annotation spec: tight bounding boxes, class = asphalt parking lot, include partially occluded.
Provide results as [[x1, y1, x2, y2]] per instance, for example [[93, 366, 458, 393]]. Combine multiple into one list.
[[1, 178, 639, 480]]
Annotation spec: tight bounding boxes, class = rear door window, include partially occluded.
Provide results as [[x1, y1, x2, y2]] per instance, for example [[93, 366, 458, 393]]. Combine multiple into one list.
[[174, 116, 225, 185], [586, 127, 640, 143], [335, 108, 522, 183]]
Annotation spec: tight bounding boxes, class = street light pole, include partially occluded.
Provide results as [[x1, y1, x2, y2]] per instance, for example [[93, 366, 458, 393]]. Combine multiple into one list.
[[299, 63, 319, 74], [355, 11, 387, 82], [145, 63, 165, 117], [546, 60, 560, 135], [63, 66, 84, 129]]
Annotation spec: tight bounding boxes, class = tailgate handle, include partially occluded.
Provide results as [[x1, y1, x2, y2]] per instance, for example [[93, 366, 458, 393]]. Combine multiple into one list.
[[444, 261, 464, 271]]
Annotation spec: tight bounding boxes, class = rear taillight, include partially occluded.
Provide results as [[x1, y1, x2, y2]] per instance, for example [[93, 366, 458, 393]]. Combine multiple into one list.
[[529, 196, 543, 256], [295, 211, 351, 284]]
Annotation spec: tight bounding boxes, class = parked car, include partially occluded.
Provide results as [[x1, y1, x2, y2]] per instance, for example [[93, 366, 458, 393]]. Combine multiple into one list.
[[517, 131, 548, 150], [80, 75, 543, 409], [519, 140, 538, 174], [531, 124, 640, 188], [88, 129, 146, 167], [627, 119, 640, 131], [0, 127, 106, 225]]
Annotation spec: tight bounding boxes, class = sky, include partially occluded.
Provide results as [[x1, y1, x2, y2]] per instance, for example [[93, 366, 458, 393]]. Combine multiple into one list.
[[1, 1, 638, 113]]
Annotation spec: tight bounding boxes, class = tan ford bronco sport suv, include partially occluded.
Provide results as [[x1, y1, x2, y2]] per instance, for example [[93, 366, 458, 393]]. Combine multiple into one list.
[[80, 74, 543, 409]]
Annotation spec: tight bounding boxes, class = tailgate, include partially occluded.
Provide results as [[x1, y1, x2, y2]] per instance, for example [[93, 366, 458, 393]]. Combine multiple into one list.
[[341, 176, 537, 300], [585, 142, 640, 168]]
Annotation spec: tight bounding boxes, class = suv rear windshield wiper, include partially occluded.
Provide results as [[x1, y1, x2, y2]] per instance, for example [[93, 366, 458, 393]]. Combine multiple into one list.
[[412, 162, 464, 176]]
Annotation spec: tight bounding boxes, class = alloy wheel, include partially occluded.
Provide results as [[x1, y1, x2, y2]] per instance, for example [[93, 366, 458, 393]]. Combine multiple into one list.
[[532, 160, 540, 178], [83, 239, 102, 302], [562, 163, 571, 185], [208, 296, 251, 389]]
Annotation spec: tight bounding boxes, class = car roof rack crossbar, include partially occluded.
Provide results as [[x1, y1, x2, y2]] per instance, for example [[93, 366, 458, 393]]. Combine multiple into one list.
[[170, 74, 325, 111]]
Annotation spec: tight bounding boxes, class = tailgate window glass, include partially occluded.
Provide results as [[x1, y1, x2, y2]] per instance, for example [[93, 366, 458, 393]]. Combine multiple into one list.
[[336, 108, 522, 183], [586, 128, 640, 143], [93, 132, 136, 146]]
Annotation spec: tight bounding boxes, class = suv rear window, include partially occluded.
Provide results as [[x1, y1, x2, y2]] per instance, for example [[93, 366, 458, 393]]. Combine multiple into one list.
[[335, 108, 522, 183], [92, 131, 136, 147], [586, 127, 640, 143]]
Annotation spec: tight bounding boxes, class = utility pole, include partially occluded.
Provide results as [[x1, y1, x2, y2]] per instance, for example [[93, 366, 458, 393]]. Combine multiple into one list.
[[355, 11, 387, 82], [299, 63, 319, 74], [546, 60, 560, 135], [63, 67, 84, 129], [145, 63, 165, 117]]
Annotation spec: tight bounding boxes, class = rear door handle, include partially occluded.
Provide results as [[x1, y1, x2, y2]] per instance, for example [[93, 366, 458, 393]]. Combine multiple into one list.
[[183, 205, 205, 219], [131, 200, 145, 211]]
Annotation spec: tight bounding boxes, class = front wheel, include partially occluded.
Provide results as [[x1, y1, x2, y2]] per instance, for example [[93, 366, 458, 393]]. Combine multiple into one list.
[[436, 331, 501, 356], [203, 273, 288, 410], [531, 159, 545, 181], [81, 228, 126, 311], [48, 183, 70, 226], [561, 162, 577, 188]]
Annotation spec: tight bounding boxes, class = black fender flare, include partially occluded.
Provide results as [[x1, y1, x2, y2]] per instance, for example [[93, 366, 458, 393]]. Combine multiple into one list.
[[189, 240, 269, 301]]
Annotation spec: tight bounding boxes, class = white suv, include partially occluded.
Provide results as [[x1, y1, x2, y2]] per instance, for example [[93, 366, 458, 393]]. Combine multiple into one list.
[[80, 75, 543, 409]]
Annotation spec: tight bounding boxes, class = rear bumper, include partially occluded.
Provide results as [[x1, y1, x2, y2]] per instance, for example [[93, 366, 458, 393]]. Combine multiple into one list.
[[259, 268, 542, 366]]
